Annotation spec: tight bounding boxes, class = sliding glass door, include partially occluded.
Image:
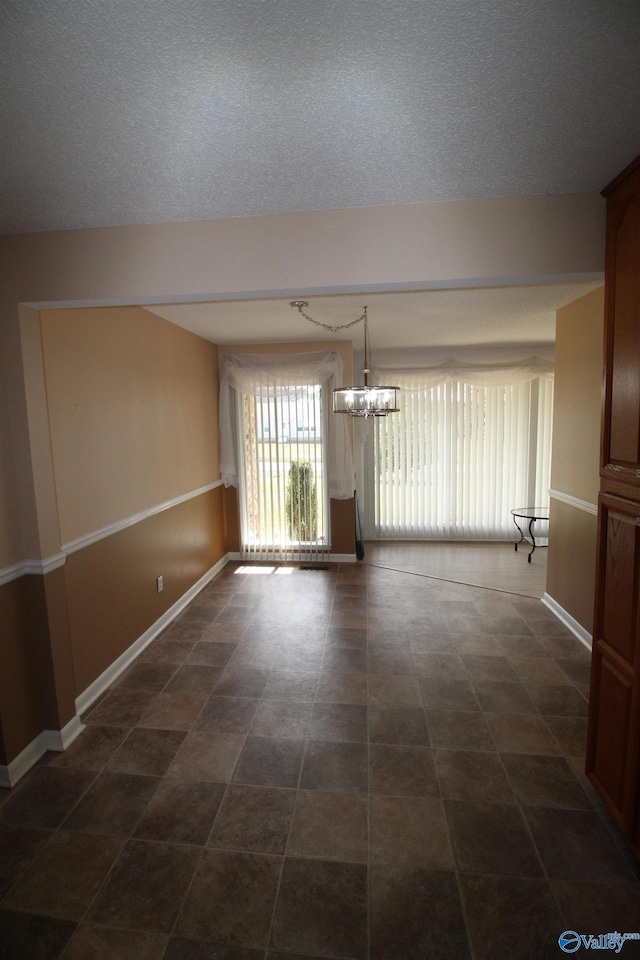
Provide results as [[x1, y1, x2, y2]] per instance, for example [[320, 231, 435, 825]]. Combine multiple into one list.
[[367, 377, 553, 540]]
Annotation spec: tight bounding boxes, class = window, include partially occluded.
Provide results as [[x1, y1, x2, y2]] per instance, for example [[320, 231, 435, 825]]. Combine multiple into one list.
[[365, 372, 553, 540], [219, 349, 354, 562], [238, 385, 329, 561]]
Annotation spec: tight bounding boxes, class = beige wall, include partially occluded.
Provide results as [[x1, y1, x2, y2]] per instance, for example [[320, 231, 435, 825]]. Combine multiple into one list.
[[546, 286, 604, 634], [0, 373, 22, 567], [41, 305, 219, 543], [550, 287, 605, 504]]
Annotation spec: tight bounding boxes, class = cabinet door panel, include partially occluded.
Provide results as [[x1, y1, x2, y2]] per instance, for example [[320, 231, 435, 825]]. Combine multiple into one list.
[[601, 503, 640, 667], [603, 189, 640, 480], [588, 493, 640, 834], [589, 654, 633, 818], [608, 198, 640, 467]]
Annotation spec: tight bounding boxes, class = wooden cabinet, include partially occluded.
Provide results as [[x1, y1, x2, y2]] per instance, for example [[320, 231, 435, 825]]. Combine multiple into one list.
[[586, 155, 640, 860], [601, 157, 640, 483], [587, 493, 640, 836]]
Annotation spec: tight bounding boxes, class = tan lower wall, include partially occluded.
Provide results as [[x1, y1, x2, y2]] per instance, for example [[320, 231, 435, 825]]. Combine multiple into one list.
[[29, 566, 76, 734], [0, 568, 76, 764], [65, 485, 226, 696], [223, 486, 240, 554], [0, 485, 226, 769], [330, 498, 356, 555], [546, 498, 597, 634], [0, 576, 46, 764]]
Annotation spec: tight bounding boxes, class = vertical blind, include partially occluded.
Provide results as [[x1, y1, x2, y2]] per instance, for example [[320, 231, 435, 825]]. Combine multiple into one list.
[[238, 386, 329, 562], [369, 359, 554, 540]]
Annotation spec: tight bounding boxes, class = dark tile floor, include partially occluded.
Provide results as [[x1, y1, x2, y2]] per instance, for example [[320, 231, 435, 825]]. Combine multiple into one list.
[[1, 561, 640, 959]]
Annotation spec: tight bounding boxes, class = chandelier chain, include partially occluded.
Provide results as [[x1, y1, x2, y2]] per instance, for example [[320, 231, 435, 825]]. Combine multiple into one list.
[[290, 299, 399, 416], [292, 300, 367, 333]]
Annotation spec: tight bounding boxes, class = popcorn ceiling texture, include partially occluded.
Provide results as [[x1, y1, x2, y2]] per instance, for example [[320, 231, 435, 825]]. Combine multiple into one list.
[[1, 0, 639, 233]]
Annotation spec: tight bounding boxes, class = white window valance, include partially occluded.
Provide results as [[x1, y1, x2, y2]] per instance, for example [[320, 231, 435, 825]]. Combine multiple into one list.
[[219, 350, 354, 500], [372, 355, 554, 391]]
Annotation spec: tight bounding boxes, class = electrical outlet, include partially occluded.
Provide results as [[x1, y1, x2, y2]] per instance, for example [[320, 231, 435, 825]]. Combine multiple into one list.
[[156, 575, 164, 593]]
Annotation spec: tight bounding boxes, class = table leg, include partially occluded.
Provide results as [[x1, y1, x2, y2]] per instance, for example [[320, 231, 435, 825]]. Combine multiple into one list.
[[527, 517, 537, 562], [513, 517, 525, 551]]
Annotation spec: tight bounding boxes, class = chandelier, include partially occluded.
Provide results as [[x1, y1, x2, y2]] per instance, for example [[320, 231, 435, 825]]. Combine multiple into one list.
[[290, 300, 400, 417]]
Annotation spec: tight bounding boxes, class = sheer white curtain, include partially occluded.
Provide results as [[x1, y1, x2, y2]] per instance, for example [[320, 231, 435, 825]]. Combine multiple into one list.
[[219, 350, 353, 500], [366, 356, 554, 540]]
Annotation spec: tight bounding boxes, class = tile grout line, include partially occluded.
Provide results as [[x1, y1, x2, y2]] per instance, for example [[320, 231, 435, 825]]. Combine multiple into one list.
[[69, 604, 233, 948], [260, 587, 332, 955], [422, 604, 475, 959], [164, 568, 264, 951], [476, 621, 620, 931], [73, 570, 254, 951]]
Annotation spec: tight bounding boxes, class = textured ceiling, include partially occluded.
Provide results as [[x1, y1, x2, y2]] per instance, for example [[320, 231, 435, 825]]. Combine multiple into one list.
[[145, 282, 602, 350], [1, 0, 639, 235]]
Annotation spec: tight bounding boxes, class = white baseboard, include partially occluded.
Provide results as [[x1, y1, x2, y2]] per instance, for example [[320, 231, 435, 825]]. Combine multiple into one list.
[[0, 715, 85, 788], [75, 554, 230, 717], [541, 592, 593, 652], [0, 734, 48, 788], [44, 714, 85, 752]]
